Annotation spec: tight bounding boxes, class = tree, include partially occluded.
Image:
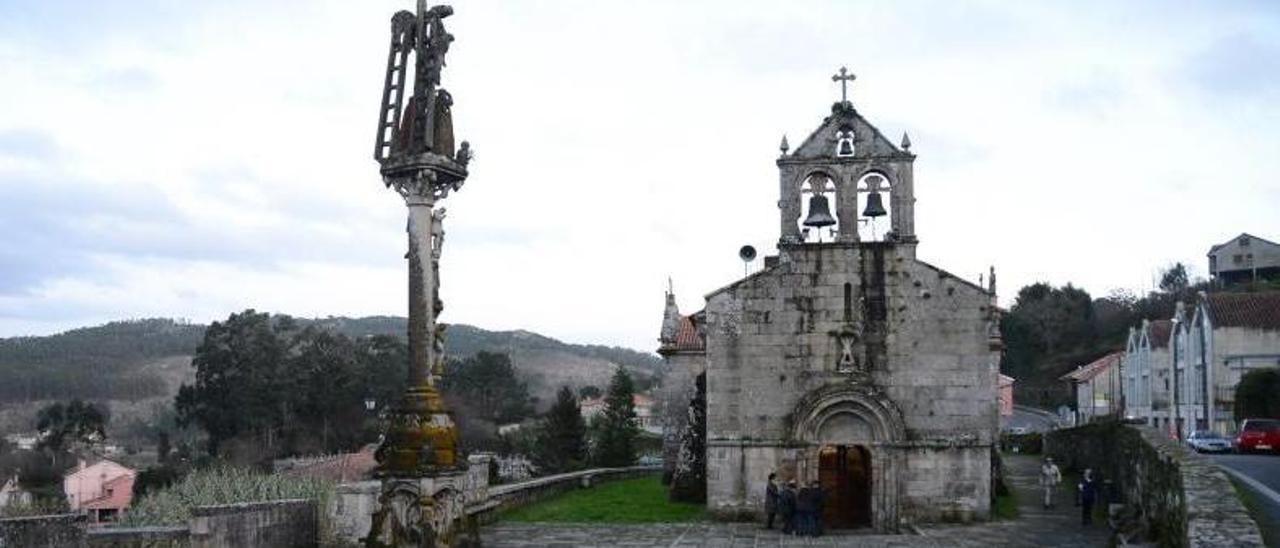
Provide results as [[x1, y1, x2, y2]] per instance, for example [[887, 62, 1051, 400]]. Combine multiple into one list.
[[175, 310, 292, 457], [36, 400, 107, 456], [577, 385, 602, 400], [1235, 369, 1280, 421], [288, 327, 364, 453], [593, 370, 639, 466], [536, 386, 587, 473], [669, 373, 706, 502], [442, 351, 534, 424], [1159, 262, 1190, 295]]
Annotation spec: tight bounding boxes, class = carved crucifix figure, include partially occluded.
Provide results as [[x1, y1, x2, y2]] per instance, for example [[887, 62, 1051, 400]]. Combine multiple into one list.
[[830, 324, 861, 373]]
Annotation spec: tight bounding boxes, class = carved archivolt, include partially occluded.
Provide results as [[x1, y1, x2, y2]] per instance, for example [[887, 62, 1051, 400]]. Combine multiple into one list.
[[790, 383, 906, 444]]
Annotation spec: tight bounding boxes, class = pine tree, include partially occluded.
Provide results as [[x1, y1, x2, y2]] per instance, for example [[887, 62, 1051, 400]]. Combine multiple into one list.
[[594, 370, 639, 467], [670, 373, 706, 502], [537, 386, 587, 472]]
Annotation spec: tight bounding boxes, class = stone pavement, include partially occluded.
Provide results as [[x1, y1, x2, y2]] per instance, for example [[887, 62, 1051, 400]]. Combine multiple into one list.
[[917, 454, 1112, 547], [482, 455, 1113, 547]]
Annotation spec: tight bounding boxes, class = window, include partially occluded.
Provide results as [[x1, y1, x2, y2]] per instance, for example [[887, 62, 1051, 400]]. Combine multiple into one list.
[[1239, 236, 1251, 247], [1234, 254, 1244, 265]]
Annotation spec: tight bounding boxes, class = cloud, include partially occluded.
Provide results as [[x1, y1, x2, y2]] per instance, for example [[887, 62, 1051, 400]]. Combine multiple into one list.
[[0, 0, 1279, 353], [1183, 33, 1280, 99]]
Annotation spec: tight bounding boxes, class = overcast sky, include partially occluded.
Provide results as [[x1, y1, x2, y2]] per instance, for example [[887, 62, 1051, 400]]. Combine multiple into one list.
[[1, 1, 1278, 351]]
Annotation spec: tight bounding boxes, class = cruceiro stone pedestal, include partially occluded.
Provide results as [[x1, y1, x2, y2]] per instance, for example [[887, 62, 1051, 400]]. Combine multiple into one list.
[[364, 1, 480, 546]]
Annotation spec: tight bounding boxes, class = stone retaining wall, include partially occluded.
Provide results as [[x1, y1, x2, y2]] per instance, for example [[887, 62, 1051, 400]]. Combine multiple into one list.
[[1, 500, 314, 548], [87, 526, 189, 547], [189, 499, 316, 548], [0, 513, 85, 547], [1046, 421, 1263, 547]]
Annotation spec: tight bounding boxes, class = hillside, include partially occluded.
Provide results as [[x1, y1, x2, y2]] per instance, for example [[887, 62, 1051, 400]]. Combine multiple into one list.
[[0, 316, 662, 437]]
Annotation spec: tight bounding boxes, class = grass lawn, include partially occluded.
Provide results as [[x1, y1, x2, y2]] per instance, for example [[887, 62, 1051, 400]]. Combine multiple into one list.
[[501, 476, 706, 523], [993, 488, 1019, 520]]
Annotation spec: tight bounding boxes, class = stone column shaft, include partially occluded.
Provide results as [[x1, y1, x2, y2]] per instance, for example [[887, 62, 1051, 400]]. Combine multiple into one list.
[[406, 195, 435, 388]]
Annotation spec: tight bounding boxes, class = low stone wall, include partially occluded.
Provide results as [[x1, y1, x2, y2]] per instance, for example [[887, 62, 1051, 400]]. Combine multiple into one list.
[[329, 464, 657, 541], [189, 499, 316, 548], [87, 526, 189, 547], [1046, 421, 1263, 547], [0, 513, 85, 547], [3, 500, 314, 548]]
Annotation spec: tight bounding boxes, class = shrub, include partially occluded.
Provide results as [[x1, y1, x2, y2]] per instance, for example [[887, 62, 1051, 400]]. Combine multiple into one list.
[[121, 465, 334, 527]]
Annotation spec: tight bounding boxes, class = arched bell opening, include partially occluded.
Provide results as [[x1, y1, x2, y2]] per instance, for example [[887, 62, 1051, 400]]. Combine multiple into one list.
[[834, 124, 857, 158], [799, 173, 839, 243], [855, 172, 893, 242]]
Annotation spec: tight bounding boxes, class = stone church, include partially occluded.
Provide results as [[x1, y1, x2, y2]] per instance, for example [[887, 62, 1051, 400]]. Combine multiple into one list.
[[659, 73, 1001, 531]]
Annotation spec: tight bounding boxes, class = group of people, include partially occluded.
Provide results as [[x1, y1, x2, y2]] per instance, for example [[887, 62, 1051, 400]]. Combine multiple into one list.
[[763, 473, 826, 536], [1038, 457, 1101, 526]]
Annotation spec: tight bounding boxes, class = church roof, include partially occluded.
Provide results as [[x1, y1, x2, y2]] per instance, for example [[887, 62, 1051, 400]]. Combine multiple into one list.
[[1204, 291, 1280, 330], [661, 315, 704, 354], [1061, 352, 1122, 382]]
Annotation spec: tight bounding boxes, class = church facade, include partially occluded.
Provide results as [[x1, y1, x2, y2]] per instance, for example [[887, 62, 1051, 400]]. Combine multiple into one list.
[[660, 76, 1000, 531]]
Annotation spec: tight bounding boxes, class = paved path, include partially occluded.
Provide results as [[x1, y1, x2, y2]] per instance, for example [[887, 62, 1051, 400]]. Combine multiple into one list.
[[918, 454, 1110, 547], [482, 455, 1111, 547]]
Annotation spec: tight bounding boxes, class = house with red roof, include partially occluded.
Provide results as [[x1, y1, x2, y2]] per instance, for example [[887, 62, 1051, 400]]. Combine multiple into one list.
[[63, 459, 136, 524], [1061, 352, 1123, 426]]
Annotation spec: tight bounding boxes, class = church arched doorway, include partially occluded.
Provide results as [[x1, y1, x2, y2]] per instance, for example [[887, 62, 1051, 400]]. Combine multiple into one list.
[[818, 444, 872, 529]]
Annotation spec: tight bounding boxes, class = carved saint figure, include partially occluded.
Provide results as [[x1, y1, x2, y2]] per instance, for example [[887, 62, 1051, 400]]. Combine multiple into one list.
[[432, 89, 455, 157]]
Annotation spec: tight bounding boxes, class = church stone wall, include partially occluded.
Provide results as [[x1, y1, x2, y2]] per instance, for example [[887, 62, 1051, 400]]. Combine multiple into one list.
[[659, 352, 704, 481], [703, 242, 997, 526]]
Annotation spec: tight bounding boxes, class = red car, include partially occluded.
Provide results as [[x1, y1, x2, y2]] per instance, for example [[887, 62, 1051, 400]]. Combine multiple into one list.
[[1235, 419, 1280, 454]]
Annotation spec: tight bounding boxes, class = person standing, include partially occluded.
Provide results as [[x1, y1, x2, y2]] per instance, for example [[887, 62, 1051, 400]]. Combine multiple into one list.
[[779, 480, 798, 535], [795, 481, 815, 536], [764, 473, 779, 529], [1079, 468, 1098, 526], [809, 480, 826, 536], [1039, 457, 1062, 509]]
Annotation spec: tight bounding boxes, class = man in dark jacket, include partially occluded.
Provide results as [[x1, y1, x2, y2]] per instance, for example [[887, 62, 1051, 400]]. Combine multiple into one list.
[[795, 481, 816, 536], [779, 480, 798, 535], [1079, 468, 1098, 526], [764, 473, 779, 529], [809, 480, 826, 536]]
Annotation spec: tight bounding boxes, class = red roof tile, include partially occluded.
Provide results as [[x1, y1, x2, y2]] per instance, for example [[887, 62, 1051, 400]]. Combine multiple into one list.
[[666, 315, 704, 352], [1061, 352, 1122, 382], [1206, 292, 1280, 330]]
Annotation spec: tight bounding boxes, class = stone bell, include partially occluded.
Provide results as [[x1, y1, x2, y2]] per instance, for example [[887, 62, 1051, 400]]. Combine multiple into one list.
[[803, 194, 837, 228], [861, 191, 887, 218]]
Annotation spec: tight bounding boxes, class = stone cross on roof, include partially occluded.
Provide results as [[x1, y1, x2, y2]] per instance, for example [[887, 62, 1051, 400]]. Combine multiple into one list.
[[832, 66, 856, 104]]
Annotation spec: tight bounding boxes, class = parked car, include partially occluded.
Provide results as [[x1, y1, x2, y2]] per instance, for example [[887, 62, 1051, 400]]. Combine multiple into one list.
[[1235, 419, 1280, 454], [1186, 430, 1232, 453]]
